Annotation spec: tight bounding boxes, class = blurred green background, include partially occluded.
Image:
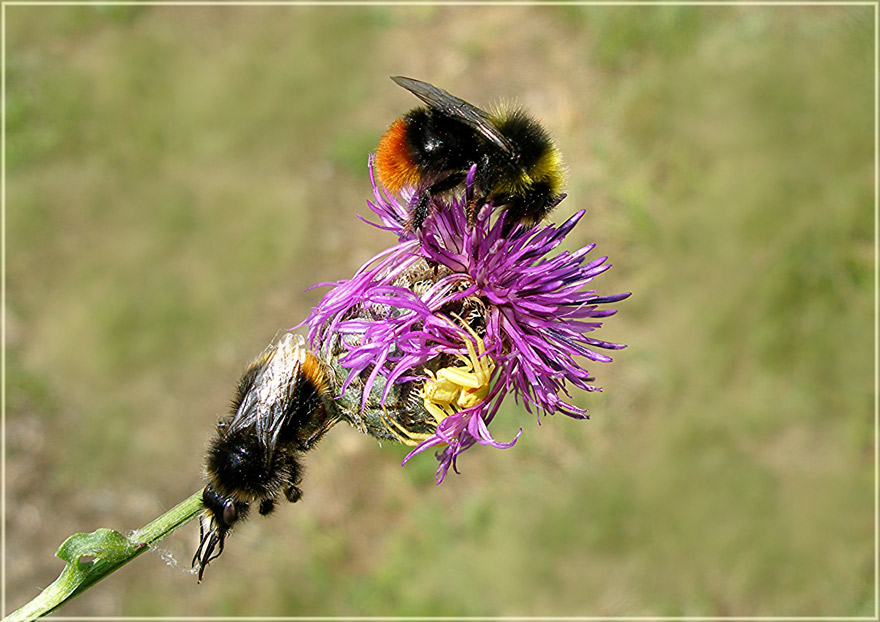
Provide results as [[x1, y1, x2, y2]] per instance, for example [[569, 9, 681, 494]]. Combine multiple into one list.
[[5, 4, 874, 618]]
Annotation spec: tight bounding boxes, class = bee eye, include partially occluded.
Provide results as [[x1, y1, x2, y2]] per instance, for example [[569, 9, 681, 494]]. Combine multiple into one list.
[[222, 500, 237, 525]]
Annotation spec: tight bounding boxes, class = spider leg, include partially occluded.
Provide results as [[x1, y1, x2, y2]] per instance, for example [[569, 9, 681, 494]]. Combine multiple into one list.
[[380, 406, 433, 446]]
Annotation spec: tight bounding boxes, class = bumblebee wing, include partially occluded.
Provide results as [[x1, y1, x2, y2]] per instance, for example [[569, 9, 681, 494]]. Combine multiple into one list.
[[391, 76, 515, 154], [225, 333, 306, 449], [226, 382, 269, 442]]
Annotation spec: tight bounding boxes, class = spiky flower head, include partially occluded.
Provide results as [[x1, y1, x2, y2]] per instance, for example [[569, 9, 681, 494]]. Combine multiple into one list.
[[307, 159, 629, 482]]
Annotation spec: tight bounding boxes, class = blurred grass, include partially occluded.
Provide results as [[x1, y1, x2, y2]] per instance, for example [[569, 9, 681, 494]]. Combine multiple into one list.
[[5, 4, 874, 618]]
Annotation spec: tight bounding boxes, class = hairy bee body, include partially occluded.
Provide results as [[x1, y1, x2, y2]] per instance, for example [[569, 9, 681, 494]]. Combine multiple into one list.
[[193, 332, 336, 581], [376, 76, 565, 229]]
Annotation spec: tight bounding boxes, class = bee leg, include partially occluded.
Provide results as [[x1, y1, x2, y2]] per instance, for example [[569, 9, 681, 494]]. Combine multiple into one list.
[[284, 485, 303, 503], [259, 498, 276, 516], [191, 516, 207, 569], [468, 153, 493, 224], [501, 180, 560, 233], [412, 172, 469, 230], [282, 454, 304, 503], [411, 191, 432, 231], [301, 414, 336, 451], [467, 197, 489, 226]]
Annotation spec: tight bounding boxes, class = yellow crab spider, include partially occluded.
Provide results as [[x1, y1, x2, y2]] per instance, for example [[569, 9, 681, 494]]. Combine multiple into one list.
[[422, 321, 495, 420], [379, 319, 496, 446], [380, 406, 433, 446]]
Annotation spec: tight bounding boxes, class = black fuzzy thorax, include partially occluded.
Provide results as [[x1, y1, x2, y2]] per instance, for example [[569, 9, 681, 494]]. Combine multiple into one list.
[[402, 107, 500, 180]]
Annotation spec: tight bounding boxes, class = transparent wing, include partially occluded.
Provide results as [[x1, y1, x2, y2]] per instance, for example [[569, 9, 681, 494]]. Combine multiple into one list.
[[226, 332, 307, 450], [391, 76, 515, 154]]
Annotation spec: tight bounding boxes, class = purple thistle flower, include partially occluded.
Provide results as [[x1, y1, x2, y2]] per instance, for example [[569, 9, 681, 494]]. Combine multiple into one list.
[[307, 157, 629, 482]]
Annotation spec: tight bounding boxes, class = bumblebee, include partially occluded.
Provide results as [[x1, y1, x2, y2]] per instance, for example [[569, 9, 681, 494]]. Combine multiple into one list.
[[376, 76, 566, 230], [192, 332, 337, 581]]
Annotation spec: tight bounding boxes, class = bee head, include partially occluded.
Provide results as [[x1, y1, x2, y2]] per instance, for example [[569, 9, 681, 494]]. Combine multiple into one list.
[[193, 484, 250, 581]]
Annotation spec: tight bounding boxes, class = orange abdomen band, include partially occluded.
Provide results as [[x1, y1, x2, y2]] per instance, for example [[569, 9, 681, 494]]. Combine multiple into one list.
[[375, 119, 420, 192]]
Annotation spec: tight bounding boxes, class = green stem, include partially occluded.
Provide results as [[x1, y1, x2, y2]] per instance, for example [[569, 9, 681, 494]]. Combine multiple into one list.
[[4, 490, 204, 622]]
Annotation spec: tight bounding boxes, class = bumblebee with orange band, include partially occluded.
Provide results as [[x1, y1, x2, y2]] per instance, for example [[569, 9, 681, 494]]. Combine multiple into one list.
[[376, 76, 566, 231]]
